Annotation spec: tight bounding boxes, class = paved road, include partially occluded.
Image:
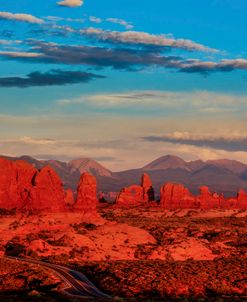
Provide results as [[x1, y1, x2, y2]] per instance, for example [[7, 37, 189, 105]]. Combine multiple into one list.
[[6, 256, 110, 299]]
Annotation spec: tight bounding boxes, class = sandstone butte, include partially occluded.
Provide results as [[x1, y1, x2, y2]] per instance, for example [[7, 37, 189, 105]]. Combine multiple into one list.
[[73, 172, 98, 216], [0, 158, 99, 214], [0, 157, 247, 211], [160, 182, 247, 209], [115, 173, 155, 206]]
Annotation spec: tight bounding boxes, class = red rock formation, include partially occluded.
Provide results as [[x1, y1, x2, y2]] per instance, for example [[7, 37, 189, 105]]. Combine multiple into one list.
[[15, 160, 37, 207], [29, 166, 66, 212], [74, 172, 98, 214], [142, 173, 155, 202], [237, 189, 247, 208], [0, 158, 19, 209], [197, 186, 220, 209], [160, 182, 247, 210], [160, 183, 197, 209], [65, 189, 75, 206], [116, 173, 155, 206], [0, 158, 37, 209]]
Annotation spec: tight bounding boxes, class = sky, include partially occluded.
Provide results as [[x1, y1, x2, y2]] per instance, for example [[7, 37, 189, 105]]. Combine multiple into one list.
[[1, 0, 247, 170]]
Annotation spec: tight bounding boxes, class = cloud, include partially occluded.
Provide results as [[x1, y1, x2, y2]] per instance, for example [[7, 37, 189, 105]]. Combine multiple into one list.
[[0, 69, 105, 88], [57, 0, 84, 7], [179, 58, 247, 73], [0, 12, 44, 24], [1, 112, 247, 170], [143, 132, 247, 152], [0, 40, 182, 70], [0, 50, 42, 58], [44, 16, 85, 23], [2, 40, 247, 75], [80, 28, 218, 53], [19, 136, 56, 145], [57, 90, 247, 115], [106, 18, 134, 29], [89, 16, 102, 24], [0, 40, 21, 45]]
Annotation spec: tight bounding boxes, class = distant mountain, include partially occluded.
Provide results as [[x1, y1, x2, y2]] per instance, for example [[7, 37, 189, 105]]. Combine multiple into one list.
[[143, 155, 189, 171], [68, 158, 112, 177], [2, 154, 247, 197], [206, 159, 247, 174]]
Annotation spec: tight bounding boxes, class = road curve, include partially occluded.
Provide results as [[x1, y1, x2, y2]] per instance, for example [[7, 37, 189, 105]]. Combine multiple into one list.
[[6, 256, 110, 299]]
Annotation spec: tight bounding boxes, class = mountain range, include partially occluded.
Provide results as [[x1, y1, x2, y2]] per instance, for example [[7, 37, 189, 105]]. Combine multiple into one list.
[[2, 154, 247, 198]]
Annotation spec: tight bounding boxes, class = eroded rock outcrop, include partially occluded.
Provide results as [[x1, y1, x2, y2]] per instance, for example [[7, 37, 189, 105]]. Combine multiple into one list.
[[29, 166, 66, 212], [0, 158, 36, 209], [74, 172, 98, 215], [197, 186, 220, 209], [116, 173, 155, 206], [160, 182, 247, 209], [160, 183, 197, 209], [0, 158, 66, 212], [237, 189, 247, 208], [65, 189, 75, 206]]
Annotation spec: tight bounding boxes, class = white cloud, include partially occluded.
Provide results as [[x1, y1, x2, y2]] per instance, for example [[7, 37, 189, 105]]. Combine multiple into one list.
[[80, 28, 219, 52], [57, 90, 247, 114], [0, 51, 42, 58], [89, 16, 102, 24], [57, 0, 84, 7], [0, 12, 44, 24], [106, 18, 134, 29], [0, 40, 22, 45]]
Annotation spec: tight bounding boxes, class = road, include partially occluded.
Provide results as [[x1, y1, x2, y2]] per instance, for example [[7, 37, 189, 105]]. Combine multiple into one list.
[[6, 256, 110, 299]]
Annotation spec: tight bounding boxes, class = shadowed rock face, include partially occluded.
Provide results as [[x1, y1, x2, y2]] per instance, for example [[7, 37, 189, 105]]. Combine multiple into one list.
[[75, 172, 98, 214], [116, 173, 155, 206]]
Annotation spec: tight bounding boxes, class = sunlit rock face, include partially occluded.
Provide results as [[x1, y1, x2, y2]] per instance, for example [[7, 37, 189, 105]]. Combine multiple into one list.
[[29, 166, 66, 212], [160, 183, 197, 209], [74, 172, 98, 214], [237, 189, 247, 208], [0, 158, 66, 212], [65, 188, 75, 206], [160, 182, 247, 210], [197, 186, 220, 209], [0, 158, 36, 209], [141, 173, 155, 202], [116, 173, 155, 206]]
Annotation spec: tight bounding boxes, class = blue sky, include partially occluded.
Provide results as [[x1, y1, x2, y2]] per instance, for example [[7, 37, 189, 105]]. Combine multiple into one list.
[[1, 0, 247, 170]]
